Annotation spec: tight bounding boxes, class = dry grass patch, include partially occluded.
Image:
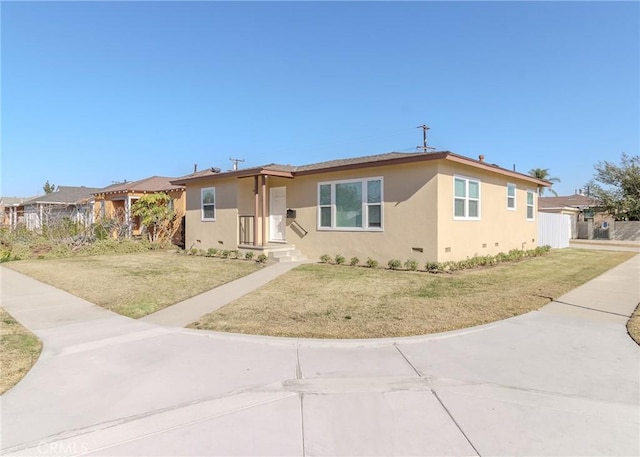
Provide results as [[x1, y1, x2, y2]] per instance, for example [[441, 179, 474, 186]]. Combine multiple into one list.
[[1, 308, 42, 394], [190, 249, 636, 338], [6, 252, 262, 318], [627, 304, 640, 345]]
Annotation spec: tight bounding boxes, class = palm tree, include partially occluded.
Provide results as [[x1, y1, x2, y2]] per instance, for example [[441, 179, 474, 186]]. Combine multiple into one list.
[[528, 168, 561, 196]]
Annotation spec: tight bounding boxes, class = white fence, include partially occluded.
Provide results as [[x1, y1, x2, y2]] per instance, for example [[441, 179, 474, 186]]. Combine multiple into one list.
[[538, 212, 571, 248]]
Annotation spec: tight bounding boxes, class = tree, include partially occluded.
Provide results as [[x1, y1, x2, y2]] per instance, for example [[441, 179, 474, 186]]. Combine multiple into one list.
[[130, 193, 176, 243], [528, 168, 561, 196], [587, 153, 640, 221], [43, 180, 56, 194]]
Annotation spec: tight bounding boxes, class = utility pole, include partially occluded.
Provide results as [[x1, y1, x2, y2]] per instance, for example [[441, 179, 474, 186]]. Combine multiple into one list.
[[229, 157, 245, 171], [416, 124, 435, 153]]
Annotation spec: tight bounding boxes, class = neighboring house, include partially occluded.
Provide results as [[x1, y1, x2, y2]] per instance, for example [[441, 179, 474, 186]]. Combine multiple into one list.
[[539, 193, 640, 241], [1, 196, 36, 229], [22, 187, 102, 231], [538, 193, 603, 239], [172, 151, 550, 262], [92, 176, 186, 242]]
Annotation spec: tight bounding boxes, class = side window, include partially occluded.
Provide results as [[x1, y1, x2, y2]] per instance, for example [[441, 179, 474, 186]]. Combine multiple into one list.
[[367, 179, 382, 228], [507, 183, 516, 210], [454, 176, 481, 220], [201, 187, 216, 221], [319, 184, 332, 228], [526, 190, 535, 220]]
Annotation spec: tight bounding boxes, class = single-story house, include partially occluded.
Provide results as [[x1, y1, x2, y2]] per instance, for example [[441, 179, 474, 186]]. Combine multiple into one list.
[[92, 176, 186, 242], [1, 196, 36, 229], [22, 186, 102, 231], [172, 151, 550, 262]]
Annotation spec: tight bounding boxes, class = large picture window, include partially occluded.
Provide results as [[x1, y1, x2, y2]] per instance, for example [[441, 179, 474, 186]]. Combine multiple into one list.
[[318, 177, 383, 230], [454, 176, 480, 220], [201, 187, 216, 221]]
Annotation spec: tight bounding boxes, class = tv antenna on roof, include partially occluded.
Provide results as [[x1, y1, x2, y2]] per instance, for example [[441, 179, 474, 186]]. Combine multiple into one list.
[[417, 124, 436, 153], [229, 157, 245, 171]]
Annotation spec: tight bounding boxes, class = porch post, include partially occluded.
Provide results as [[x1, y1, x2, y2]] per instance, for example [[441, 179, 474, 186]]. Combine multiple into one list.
[[261, 175, 267, 247], [125, 196, 132, 238], [253, 176, 259, 246]]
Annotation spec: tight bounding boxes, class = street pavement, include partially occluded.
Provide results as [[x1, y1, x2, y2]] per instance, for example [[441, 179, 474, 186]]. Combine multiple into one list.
[[0, 253, 638, 456]]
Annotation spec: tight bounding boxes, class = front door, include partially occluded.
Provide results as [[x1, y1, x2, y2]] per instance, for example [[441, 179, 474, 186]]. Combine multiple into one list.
[[269, 187, 286, 242]]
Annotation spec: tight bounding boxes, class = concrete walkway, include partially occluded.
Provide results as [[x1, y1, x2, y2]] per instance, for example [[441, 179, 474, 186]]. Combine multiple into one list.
[[141, 260, 310, 327], [1, 255, 639, 456]]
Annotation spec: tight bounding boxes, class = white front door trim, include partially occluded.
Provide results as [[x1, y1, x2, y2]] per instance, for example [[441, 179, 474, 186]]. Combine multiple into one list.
[[269, 187, 287, 242]]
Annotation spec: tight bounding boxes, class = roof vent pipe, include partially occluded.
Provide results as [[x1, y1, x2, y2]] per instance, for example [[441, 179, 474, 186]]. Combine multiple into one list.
[[478, 155, 485, 162], [194, 163, 198, 173]]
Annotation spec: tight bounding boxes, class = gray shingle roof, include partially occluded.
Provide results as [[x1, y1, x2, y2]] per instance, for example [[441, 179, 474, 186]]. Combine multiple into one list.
[[23, 186, 103, 205], [172, 150, 550, 187], [0, 196, 37, 206], [172, 152, 432, 183], [294, 152, 425, 172], [539, 194, 599, 209]]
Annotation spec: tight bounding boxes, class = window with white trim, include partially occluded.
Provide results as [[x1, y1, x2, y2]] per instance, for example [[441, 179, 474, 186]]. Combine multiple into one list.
[[318, 177, 383, 230], [454, 176, 480, 219], [526, 190, 535, 220], [507, 183, 516, 210], [201, 187, 216, 221]]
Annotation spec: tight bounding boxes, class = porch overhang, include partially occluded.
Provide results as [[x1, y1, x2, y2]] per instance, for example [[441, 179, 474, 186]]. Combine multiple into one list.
[[235, 169, 295, 179], [235, 170, 295, 248]]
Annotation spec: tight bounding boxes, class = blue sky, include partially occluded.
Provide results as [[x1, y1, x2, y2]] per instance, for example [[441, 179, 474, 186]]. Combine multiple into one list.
[[2, 1, 638, 197]]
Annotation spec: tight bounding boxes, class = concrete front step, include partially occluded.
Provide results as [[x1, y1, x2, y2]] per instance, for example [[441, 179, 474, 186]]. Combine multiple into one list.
[[267, 247, 307, 263], [271, 249, 302, 258], [275, 255, 307, 263], [238, 244, 308, 263]]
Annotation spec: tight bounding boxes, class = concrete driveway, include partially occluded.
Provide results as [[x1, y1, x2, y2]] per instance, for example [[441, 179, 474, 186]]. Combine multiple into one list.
[[1, 255, 639, 456]]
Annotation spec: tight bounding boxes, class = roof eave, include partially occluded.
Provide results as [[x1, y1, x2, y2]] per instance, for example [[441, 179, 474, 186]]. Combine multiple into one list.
[[172, 168, 294, 185], [26, 200, 92, 205], [236, 169, 295, 179], [171, 151, 553, 187], [539, 205, 581, 211], [94, 186, 185, 196], [444, 153, 551, 187]]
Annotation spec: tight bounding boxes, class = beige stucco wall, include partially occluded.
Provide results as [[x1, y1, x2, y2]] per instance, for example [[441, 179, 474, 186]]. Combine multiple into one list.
[[182, 159, 543, 262], [184, 177, 239, 250], [435, 162, 538, 261], [276, 163, 439, 263]]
